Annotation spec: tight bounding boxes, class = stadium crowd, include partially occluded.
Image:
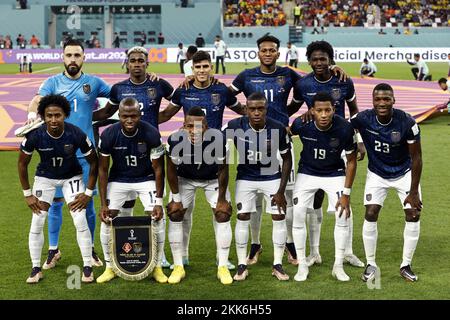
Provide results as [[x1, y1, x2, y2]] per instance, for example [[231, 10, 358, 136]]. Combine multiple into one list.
[[294, 0, 449, 27], [223, 0, 287, 27]]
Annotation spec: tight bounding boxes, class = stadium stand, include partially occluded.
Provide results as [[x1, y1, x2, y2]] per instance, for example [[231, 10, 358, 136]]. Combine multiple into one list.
[[223, 0, 287, 27]]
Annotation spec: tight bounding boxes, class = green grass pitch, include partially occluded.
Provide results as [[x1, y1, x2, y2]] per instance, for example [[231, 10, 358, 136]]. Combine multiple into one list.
[[0, 62, 449, 300]]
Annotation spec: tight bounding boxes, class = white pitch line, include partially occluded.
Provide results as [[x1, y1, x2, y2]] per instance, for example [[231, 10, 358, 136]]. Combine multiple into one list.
[[33, 66, 61, 74]]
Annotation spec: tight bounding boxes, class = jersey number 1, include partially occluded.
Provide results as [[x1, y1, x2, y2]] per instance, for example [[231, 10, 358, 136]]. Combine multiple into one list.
[[264, 89, 274, 102]]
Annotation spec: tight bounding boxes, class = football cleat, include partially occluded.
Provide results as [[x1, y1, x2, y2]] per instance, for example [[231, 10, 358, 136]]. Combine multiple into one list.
[[285, 243, 299, 266], [272, 264, 289, 281], [400, 265, 418, 282], [246, 244, 262, 265], [152, 266, 168, 283], [168, 265, 185, 284], [26, 267, 43, 284], [294, 264, 309, 282], [91, 249, 103, 267], [344, 254, 365, 268], [81, 266, 94, 283], [233, 264, 248, 281], [96, 267, 116, 283], [217, 266, 233, 285], [42, 249, 61, 270], [332, 265, 350, 282], [15, 119, 44, 137], [306, 254, 322, 267], [170, 256, 190, 270], [361, 264, 378, 282]]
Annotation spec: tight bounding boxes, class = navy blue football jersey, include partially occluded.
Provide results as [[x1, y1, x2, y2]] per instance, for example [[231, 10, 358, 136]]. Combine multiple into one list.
[[223, 116, 291, 181], [171, 83, 238, 130], [231, 66, 302, 126], [98, 121, 164, 183], [20, 123, 94, 180], [293, 72, 356, 118], [291, 115, 356, 177], [109, 78, 174, 128], [350, 109, 420, 179], [167, 128, 227, 180]]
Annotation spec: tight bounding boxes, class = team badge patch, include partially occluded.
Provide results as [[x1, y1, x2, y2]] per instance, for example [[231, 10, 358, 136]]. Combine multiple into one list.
[[137, 142, 147, 154], [110, 216, 157, 281], [276, 76, 285, 86], [82, 84, 91, 94], [35, 190, 42, 197], [211, 93, 221, 105], [147, 87, 157, 99], [331, 88, 341, 101], [391, 131, 401, 143], [64, 144, 74, 155], [366, 194, 372, 201], [329, 137, 340, 148]]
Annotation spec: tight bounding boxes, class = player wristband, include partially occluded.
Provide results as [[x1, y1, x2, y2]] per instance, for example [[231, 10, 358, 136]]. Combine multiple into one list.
[[343, 188, 352, 196], [172, 193, 181, 203], [84, 188, 94, 197], [23, 189, 32, 197], [155, 197, 163, 206], [27, 112, 37, 121], [356, 132, 363, 143]]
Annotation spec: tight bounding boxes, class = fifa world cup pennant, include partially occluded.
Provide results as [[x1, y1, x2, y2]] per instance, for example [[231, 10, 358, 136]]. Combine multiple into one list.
[[110, 216, 157, 281]]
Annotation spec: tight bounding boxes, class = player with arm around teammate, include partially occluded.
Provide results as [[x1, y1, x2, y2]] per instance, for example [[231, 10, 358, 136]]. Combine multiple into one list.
[[290, 92, 357, 281], [95, 98, 167, 284], [351, 83, 423, 282], [166, 107, 233, 285], [18, 95, 98, 284]]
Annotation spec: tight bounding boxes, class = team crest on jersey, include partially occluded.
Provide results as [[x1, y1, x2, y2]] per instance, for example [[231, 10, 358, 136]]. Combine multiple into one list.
[[137, 142, 147, 154], [391, 131, 401, 143], [35, 190, 42, 197], [133, 242, 143, 253], [211, 93, 221, 105], [331, 88, 341, 101], [64, 144, 74, 155], [366, 194, 372, 201], [82, 84, 91, 94], [276, 76, 285, 86], [147, 88, 157, 99], [329, 137, 340, 148]]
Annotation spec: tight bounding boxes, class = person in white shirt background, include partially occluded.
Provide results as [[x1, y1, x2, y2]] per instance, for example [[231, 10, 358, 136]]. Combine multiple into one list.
[[183, 45, 198, 77], [407, 53, 431, 81], [177, 42, 187, 74], [285, 42, 299, 68], [360, 58, 377, 78], [214, 35, 227, 75]]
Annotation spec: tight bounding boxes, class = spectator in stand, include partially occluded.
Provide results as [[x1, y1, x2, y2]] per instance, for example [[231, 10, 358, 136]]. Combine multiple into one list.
[[0, 36, 5, 49], [17, 34, 26, 49], [378, 29, 386, 35], [158, 33, 165, 45], [30, 35, 40, 49], [195, 33, 205, 47], [19, 0, 27, 9], [113, 32, 120, 48], [141, 31, 147, 46], [293, 3, 302, 26], [394, 28, 401, 34], [5, 35, 12, 49]]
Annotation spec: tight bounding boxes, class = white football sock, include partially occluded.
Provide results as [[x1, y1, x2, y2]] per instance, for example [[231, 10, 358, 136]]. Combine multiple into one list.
[[272, 219, 287, 266], [250, 194, 263, 244], [292, 206, 307, 265], [362, 219, 378, 267], [70, 210, 92, 267], [286, 205, 294, 243], [100, 222, 111, 267], [344, 210, 354, 255], [235, 219, 250, 266], [334, 212, 350, 266], [182, 205, 193, 258], [152, 218, 166, 267], [215, 221, 232, 267], [29, 211, 47, 268], [401, 221, 420, 268], [307, 207, 322, 256], [120, 207, 133, 217], [168, 220, 183, 266]]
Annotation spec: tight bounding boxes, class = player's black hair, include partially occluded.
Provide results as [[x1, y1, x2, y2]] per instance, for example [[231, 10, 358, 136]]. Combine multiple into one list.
[[247, 92, 267, 105], [119, 97, 139, 109], [192, 50, 211, 64], [306, 40, 334, 61], [373, 83, 394, 94], [256, 34, 280, 49], [438, 77, 447, 85], [414, 53, 420, 58], [38, 95, 71, 118], [63, 39, 84, 52], [178, 43, 183, 47], [312, 91, 334, 107], [187, 45, 198, 55], [187, 106, 206, 117], [363, 58, 368, 63]]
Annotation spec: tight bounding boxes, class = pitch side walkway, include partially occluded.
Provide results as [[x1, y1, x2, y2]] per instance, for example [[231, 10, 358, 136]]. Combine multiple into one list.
[[0, 73, 447, 150]]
